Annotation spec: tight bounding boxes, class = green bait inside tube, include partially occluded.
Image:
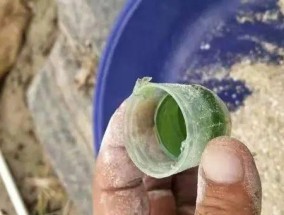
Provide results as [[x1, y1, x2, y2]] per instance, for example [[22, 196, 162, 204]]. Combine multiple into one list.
[[155, 95, 186, 159], [124, 77, 231, 178]]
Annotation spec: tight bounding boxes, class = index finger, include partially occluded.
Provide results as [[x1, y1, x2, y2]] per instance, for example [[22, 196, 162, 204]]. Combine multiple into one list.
[[93, 101, 176, 215], [93, 101, 147, 214]]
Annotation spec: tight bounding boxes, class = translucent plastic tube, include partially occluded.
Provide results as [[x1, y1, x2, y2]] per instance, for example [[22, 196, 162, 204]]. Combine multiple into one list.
[[124, 78, 231, 178]]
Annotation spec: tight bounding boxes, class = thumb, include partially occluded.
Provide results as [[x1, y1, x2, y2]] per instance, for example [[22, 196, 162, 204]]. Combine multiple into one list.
[[195, 137, 262, 215]]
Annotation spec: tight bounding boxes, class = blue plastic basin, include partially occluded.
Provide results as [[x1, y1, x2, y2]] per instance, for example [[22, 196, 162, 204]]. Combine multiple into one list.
[[94, 0, 284, 153]]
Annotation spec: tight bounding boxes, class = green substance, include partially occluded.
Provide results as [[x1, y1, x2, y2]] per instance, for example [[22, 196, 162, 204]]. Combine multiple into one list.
[[155, 95, 187, 159], [196, 85, 228, 137]]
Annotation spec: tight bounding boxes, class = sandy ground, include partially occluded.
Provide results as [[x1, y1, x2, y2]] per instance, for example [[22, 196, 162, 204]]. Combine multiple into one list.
[[231, 62, 284, 215], [0, 0, 77, 214], [0, 178, 15, 214]]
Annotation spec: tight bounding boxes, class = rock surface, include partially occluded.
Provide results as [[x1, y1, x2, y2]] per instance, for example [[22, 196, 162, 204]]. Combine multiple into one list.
[[27, 0, 124, 214]]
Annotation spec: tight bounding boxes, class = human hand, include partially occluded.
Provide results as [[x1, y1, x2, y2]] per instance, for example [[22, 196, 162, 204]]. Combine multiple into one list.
[[93, 101, 262, 215]]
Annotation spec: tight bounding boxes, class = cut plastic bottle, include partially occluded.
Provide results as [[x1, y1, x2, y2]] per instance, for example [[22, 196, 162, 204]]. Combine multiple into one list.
[[124, 77, 231, 178]]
